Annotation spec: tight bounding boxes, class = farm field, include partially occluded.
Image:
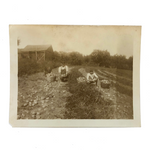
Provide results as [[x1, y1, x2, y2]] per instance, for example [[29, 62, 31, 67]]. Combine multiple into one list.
[[17, 66, 133, 119]]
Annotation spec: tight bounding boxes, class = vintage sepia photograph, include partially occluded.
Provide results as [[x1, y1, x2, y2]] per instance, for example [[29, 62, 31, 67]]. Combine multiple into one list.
[[9, 25, 141, 127]]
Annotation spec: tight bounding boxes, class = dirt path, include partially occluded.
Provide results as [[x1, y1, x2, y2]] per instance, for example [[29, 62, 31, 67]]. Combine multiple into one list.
[[17, 68, 72, 119]]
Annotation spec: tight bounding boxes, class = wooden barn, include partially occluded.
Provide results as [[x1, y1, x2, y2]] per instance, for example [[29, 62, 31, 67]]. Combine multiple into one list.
[[18, 45, 54, 62]]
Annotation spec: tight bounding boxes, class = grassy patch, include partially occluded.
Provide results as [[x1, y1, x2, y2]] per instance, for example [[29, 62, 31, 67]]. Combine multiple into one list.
[[64, 67, 114, 119]]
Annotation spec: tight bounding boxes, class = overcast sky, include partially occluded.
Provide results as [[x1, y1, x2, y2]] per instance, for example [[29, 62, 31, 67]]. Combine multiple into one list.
[[10, 25, 136, 58]]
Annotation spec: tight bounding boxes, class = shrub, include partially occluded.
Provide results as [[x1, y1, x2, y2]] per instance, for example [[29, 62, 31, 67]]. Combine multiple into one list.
[[18, 58, 39, 77], [18, 58, 61, 77]]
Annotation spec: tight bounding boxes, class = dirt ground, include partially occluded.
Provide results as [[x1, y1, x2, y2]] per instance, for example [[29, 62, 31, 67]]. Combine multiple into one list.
[[17, 68, 72, 119], [17, 66, 133, 119]]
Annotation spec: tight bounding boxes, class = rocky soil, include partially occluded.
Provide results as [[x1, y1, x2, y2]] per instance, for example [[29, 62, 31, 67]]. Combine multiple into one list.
[[17, 69, 72, 119]]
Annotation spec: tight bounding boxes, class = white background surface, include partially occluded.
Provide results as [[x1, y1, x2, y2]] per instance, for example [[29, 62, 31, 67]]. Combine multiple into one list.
[[0, 0, 149, 150]]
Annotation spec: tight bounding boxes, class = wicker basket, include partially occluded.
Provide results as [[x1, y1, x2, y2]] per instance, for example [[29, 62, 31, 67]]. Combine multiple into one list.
[[46, 74, 56, 82], [49, 76, 56, 82], [101, 80, 110, 88]]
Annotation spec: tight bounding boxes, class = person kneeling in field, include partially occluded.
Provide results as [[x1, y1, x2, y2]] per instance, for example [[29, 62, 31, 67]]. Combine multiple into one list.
[[87, 70, 99, 86], [58, 62, 69, 82]]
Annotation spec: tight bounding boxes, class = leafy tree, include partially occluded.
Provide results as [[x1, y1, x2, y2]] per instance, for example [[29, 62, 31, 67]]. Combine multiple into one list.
[[69, 52, 83, 65], [83, 55, 90, 64], [43, 49, 133, 70], [90, 50, 110, 67], [59, 51, 70, 63]]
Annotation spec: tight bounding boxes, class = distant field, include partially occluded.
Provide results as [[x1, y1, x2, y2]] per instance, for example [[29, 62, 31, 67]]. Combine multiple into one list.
[[99, 67, 132, 79], [84, 67, 133, 97]]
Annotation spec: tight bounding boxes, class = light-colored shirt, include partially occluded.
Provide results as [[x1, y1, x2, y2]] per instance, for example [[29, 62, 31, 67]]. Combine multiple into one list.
[[58, 66, 69, 74], [87, 72, 98, 80]]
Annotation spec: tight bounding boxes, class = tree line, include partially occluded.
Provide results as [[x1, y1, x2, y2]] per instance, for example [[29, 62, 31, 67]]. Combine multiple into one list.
[[47, 50, 133, 70]]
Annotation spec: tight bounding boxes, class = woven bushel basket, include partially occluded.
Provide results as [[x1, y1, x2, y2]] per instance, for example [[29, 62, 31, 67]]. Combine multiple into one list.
[[47, 75, 56, 82], [49, 76, 56, 82], [101, 82, 110, 88]]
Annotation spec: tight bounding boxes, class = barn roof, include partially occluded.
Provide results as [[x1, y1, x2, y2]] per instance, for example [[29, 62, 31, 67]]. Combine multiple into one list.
[[22, 45, 52, 52]]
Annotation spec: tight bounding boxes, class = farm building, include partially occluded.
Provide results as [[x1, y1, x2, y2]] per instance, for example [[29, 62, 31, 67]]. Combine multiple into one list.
[[18, 45, 54, 62]]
